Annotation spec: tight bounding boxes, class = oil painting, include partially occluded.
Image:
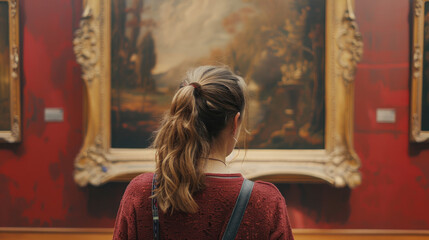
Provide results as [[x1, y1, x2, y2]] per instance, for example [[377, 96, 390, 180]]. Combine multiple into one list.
[[0, 2, 10, 131], [74, 0, 362, 187], [110, 0, 325, 149]]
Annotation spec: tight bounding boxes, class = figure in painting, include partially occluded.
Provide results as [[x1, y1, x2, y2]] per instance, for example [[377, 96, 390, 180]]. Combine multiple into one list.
[[111, 0, 159, 147]]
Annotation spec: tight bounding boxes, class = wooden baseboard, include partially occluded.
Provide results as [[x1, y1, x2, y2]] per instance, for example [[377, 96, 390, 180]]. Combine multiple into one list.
[[1, 227, 429, 240], [0, 227, 113, 240], [294, 229, 429, 240]]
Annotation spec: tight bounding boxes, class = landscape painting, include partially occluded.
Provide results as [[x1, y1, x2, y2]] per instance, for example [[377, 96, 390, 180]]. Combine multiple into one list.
[[110, 0, 326, 149], [0, 2, 10, 131]]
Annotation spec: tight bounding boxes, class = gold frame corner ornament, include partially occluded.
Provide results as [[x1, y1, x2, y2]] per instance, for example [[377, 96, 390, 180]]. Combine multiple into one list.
[[0, 0, 21, 143], [73, 0, 362, 187], [411, 0, 429, 142]]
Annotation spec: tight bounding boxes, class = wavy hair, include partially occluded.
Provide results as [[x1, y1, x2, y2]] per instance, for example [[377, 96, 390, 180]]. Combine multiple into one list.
[[151, 65, 247, 213]]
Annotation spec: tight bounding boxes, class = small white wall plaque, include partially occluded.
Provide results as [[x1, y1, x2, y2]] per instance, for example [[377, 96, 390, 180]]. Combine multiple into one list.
[[376, 108, 396, 123], [44, 108, 64, 122]]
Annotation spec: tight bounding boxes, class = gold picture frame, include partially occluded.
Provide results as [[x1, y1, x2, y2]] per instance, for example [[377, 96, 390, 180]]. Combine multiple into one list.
[[411, 0, 429, 142], [73, 0, 362, 187], [0, 0, 20, 143]]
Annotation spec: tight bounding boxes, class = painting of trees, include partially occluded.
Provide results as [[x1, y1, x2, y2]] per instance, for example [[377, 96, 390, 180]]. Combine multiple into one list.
[[110, 0, 326, 149]]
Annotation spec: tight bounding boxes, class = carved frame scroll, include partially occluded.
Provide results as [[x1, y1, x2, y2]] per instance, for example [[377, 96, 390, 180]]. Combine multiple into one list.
[[411, 0, 429, 142], [0, 0, 20, 143], [73, 0, 362, 187]]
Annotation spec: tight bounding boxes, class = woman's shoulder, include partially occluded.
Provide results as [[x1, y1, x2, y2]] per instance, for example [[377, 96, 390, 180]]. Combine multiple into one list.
[[130, 172, 154, 185], [242, 180, 289, 232], [128, 172, 154, 187], [251, 180, 285, 203], [122, 172, 154, 200]]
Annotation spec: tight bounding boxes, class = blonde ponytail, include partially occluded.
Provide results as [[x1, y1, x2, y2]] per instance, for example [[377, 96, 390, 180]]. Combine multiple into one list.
[[152, 66, 247, 213]]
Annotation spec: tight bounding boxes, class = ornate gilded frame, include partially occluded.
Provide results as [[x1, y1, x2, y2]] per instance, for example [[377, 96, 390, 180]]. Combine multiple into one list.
[[0, 0, 20, 143], [411, 0, 429, 142], [73, 0, 362, 187]]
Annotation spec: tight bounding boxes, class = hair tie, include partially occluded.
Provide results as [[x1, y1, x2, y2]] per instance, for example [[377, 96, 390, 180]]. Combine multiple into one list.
[[189, 82, 200, 89], [189, 82, 202, 96]]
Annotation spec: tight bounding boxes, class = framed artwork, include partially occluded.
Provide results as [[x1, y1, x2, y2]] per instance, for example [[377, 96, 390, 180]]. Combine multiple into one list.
[[0, 0, 20, 143], [411, 0, 429, 142], [73, 0, 363, 187]]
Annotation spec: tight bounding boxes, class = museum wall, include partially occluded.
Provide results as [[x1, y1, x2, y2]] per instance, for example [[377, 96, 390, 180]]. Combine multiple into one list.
[[1, 0, 429, 231]]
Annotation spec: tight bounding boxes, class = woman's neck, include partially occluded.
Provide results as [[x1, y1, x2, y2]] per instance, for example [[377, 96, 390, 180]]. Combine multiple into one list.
[[204, 152, 230, 174], [205, 132, 233, 173], [204, 159, 230, 174]]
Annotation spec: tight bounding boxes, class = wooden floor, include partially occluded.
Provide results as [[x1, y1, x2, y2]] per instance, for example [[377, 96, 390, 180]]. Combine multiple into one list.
[[1, 228, 429, 240]]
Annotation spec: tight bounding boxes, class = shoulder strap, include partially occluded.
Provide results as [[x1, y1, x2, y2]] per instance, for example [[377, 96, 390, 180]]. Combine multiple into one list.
[[151, 174, 160, 240], [221, 179, 254, 240]]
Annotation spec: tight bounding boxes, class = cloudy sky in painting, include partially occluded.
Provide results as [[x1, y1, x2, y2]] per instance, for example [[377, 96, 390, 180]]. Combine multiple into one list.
[[135, 0, 249, 74]]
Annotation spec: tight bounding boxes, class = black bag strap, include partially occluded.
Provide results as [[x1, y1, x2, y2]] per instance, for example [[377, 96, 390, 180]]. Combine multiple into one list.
[[151, 175, 254, 240], [151, 174, 160, 240], [221, 179, 254, 240]]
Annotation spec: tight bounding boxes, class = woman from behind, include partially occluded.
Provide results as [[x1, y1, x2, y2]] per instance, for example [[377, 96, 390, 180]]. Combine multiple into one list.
[[113, 65, 294, 240]]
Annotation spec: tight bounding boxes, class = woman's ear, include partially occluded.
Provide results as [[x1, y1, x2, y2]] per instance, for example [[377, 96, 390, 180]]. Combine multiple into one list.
[[233, 112, 241, 135]]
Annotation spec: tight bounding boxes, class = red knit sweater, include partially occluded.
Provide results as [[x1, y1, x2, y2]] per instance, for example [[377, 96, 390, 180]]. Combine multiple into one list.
[[113, 173, 294, 240]]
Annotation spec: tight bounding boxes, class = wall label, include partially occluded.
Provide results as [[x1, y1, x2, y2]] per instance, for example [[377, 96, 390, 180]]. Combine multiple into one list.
[[44, 108, 64, 122], [376, 108, 396, 123]]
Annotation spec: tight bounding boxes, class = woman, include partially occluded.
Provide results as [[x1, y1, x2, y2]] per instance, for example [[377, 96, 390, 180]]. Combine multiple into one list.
[[113, 66, 294, 240]]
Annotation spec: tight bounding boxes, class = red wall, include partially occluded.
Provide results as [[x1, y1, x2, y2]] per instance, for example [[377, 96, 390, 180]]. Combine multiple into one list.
[[0, 0, 125, 227], [1, 0, 429, 229]]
